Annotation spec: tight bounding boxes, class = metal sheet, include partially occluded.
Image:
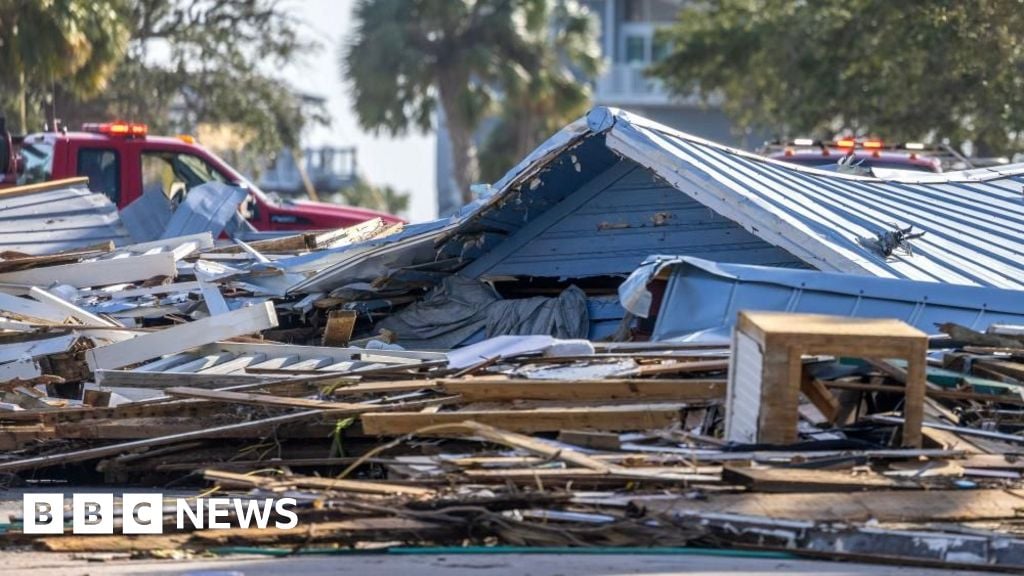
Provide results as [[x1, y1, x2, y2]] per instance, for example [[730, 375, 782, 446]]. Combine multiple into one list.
[[623, 256, 1024, 342]]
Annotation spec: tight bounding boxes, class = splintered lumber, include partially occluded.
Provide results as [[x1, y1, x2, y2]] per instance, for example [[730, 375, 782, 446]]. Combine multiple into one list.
[[0, 409, 326, 473], [322, 309, 356, 346], [619, 359, 729, 377], [462, 467, 720, 483], [28, 286, 122, 328], [0, 251, 177, 288], [94, 370, 274, 388], [438, 378, 725, 402], [360, 404, 684, 435], [165, 387, 381, 411], [722, 466, 920, 492], [86, 302, 278, 370], [653, 489, 1024, 523], [204, 469, 432, 496], [0, 395, 454, 471], [822, 379, 1024, 406]]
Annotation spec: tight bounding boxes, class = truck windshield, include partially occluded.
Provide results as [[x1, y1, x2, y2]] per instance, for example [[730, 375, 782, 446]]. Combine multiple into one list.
[[17, 141, 54, 185]]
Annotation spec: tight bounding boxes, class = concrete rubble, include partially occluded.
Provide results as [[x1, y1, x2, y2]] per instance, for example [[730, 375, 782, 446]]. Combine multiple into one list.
[[2, 111, 1024, 572]]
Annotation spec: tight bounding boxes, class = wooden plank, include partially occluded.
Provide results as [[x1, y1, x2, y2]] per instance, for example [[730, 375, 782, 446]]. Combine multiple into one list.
[[0, 252, 177, 288], [164, 387, 373, 410], [27, 287, 122, 328], [462, 467, 719, 483], [0, 243, 113, 273], [619, 359, 729, 377], [653, 489, 1024, 522], [204, 469, 432, 496], [0, 176, 89, 198], [0, 334, 77, 364], [439, 378, 725, 402], [202, 341, 446, 362], [0, 396, 453, 472], [86, 302, 278, 370], [722, 466, 920, 492], [321, 309, 356, 346], [93, 370, 275, 388], [822, 379, 1024, 406], [115, 232, 215, 254], [78, 281, 202, 300], [361, 404, 684, 435], [0, 291, 68, 323]]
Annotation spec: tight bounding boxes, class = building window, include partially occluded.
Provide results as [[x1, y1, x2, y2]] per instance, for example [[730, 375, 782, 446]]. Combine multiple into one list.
[[625, 35, 647, 63], [77, 148, 120, 204]]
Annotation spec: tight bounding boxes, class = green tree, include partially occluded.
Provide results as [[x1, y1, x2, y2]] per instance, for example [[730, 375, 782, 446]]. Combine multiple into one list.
[[334, 179, 410, 216], [478, 0, 602, 182], [344, 0, 600, 205], [0, 0, 129, 132], [59, 0, 323, 157], [649, 0, 1024, 154]]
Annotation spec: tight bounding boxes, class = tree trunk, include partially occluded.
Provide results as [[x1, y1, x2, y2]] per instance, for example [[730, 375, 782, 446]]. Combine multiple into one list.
[[17, 69, 27, 134], [437, 71, 479, 206]]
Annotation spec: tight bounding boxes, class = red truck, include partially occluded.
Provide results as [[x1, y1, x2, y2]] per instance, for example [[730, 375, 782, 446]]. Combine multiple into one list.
[[0, 118, 403, 231]]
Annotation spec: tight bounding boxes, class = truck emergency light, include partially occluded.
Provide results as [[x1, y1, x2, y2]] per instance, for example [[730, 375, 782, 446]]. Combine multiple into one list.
[[835, 138, 856, 149], [862, 139, 884, 149], [82, 122, 148, 138]]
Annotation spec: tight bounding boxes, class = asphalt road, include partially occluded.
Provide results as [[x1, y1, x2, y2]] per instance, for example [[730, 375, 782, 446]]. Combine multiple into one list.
[[0, 551, 1001, 576]]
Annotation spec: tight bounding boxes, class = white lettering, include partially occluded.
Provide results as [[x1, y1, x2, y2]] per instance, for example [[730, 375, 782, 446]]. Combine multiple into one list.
[[176, 498, 203, 530], [22, 494, 64, 535], [123, 493, 163, 535], [274, 498, 298, 529], [233, 499, 274, 529], [72, 494, 113, 534], [207, 498, 232, 529]]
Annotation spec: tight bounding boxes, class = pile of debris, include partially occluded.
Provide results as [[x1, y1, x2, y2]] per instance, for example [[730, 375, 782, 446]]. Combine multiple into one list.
[[2, 113, 1024, 572]]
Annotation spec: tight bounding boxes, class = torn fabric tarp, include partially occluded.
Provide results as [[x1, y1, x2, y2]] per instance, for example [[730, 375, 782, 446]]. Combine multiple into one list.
[[375, 276, 590, 349]]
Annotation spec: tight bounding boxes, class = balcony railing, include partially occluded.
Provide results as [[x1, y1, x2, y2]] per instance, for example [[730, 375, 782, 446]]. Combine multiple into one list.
[[594, 63, 708, 107]]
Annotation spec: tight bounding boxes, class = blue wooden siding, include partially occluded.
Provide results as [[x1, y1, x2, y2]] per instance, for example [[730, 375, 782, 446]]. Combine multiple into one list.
[[461, 158, 805, 279]]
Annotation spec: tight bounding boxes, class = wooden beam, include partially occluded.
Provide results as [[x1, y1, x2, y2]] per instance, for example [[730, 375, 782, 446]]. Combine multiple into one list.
[[0, 177, 89, 198], [722, 465, 920, 492], [653, 488, 1024, 522], [204, 469, 432, 496], [360, 404, 684, 435], [0, 252, 177, 288], [439, 378, 725, 402], [86, 302, 278, 370], [165, 387, 374, 410]]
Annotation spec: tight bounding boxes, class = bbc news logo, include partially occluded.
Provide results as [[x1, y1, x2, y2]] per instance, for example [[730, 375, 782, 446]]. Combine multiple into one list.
[[23, 493, 299, 534]]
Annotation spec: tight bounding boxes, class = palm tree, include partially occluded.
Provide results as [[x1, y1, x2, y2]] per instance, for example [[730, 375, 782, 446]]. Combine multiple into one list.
[[479, 1, 602, 181], [0, 0, 129, 132], [345, 0, 597, 206]]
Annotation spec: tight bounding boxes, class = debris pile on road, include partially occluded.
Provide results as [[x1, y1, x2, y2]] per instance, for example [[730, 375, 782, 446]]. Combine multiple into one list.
[[3, 111, 1024, 572]]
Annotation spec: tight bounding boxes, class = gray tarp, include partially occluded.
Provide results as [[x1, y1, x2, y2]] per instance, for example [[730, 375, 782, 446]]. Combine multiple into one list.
[[375, 276, 589, 349]]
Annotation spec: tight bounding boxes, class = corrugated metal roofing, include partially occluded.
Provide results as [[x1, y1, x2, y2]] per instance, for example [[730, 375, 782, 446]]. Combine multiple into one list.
[[294, 106, 1024, 296], [619, 256, 1024, 342], [0, 181, 130, 253], [603, 109, 1024, 288]]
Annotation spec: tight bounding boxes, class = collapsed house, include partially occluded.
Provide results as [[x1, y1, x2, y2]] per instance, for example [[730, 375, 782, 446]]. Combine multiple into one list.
[[2, 111, 1024, 571], [280, 107, 1024, 348]]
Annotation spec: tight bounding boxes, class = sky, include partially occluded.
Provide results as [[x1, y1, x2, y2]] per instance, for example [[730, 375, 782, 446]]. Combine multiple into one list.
[[281, 0, 438, 221]]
